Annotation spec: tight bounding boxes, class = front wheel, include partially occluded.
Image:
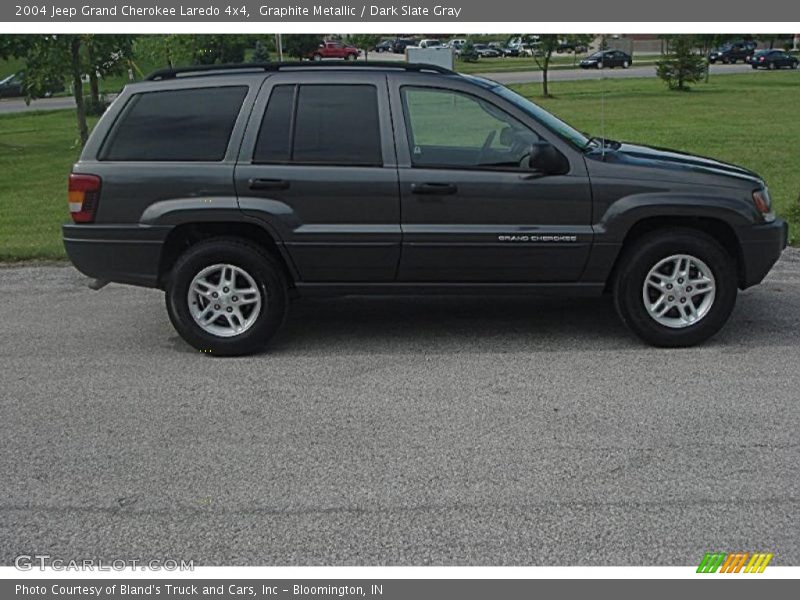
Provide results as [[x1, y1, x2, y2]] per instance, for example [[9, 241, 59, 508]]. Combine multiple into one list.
[[612, 229, 738, 347], [166, 238, 288, 356]]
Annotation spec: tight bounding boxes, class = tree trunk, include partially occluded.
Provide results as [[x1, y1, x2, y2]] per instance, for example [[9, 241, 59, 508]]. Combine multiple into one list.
[[86, 41, 100, 105], [542, 52, 551, 97], [70, 37, 89, 147]]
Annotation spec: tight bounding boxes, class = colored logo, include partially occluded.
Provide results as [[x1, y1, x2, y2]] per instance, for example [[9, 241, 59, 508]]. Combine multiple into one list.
[[697, 552, 773, 573]]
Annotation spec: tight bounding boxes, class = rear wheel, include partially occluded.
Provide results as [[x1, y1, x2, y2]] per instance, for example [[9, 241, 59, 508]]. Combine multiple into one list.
[[768, 61, 776, 70], [612, 229, 737, 347], [312, 53, 322, 61], [166, 238, 288, 356], [622, 60, 630, 68]]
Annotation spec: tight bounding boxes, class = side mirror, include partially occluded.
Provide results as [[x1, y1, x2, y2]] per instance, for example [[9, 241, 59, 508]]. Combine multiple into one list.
[[529, 141, 570, 175]]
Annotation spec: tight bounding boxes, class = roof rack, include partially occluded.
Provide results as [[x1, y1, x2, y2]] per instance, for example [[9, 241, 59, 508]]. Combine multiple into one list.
[[145, 61, 455, 81]]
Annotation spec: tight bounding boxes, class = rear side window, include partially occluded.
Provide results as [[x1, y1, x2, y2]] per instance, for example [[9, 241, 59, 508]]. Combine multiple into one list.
[[253, 84, 382, 166], [102, 86, 248, 161]]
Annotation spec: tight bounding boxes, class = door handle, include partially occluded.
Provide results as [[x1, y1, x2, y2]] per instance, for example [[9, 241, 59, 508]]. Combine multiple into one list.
[[248, 178, 290, 191], [411, 183, 458, 195]]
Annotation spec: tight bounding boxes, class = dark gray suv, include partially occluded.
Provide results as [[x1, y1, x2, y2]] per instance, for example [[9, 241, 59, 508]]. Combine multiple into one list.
[[63, 62, 787, 355]]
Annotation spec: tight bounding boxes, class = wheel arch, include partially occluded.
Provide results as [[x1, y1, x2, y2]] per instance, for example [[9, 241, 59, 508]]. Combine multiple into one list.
[[157, 221, 298, 289], [603, 216, 745, 291]]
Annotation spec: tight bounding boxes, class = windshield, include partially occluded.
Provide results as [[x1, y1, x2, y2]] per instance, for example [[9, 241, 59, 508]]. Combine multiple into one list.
[[471, 77, 590, 149], [0, 74, 14, 85], [588, 51, 605, 59]]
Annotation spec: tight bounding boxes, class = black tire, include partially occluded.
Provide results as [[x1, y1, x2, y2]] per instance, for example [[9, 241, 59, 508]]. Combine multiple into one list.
[[612, 229, 738, 347], [165, 237, 288, 356], [768, 61, 776, 70]]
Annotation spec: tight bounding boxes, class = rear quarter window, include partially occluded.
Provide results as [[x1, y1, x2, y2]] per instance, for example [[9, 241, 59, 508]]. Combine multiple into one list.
[[101, 86, 248, 161]]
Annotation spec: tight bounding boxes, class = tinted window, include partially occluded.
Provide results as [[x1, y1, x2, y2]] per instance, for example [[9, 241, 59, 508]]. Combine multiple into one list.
[[103, 86, 247, 161], [293, 85, 381, 165], [253, 85, 294, 163], [402, 87, 539, 170], [254, 84, 382, 166]]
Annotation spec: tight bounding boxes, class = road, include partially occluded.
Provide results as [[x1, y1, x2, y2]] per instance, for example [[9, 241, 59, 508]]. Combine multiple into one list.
[[1, 250, 798, 566], [0, 63, 760, 115]]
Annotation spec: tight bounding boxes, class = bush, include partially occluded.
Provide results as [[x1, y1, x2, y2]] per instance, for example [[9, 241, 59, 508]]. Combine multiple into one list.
[[459, 40, 479, 63], [656, 38, 706, 91]]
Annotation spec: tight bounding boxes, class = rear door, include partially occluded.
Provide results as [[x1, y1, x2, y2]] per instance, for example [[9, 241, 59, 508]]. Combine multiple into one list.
[[235, 70, 401, 282], [388, 75, 592, 283]]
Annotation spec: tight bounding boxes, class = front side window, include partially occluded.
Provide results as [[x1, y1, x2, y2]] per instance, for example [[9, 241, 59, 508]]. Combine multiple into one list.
[[253, 84, 382, 166], [402, 87, 539, 170], [102, 86, 248, 161]]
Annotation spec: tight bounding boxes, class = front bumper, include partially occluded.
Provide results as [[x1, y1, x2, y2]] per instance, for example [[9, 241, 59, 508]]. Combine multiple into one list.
[[738, 218, 789, 289], [62, 224, 171, 288]]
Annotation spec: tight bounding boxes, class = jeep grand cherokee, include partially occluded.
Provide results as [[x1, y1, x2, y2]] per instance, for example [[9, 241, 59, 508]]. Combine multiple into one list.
[[63, 62, 788, 355]]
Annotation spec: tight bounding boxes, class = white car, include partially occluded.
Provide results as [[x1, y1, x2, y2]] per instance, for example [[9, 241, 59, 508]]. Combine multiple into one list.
[[419, 39, 443, 49]]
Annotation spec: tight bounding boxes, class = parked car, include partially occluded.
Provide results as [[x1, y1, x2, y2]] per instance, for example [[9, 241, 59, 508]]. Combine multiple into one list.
[[749, 49, 799, 69], [580, 50, 632, 69], [63, 61, 787, 355], [473, 43, 502, 58], [0, 72, 23, 98], [373, 40, 394, 53], [708, 41, 757, 64], [502, 43, 522, 57], [448, 39, 467, 50], [419, 39, 443, 49], [392, 38, 418, 53], [0, 71, 63, 98], [310, 40, 359, 61], [557, 41, 588, 54]]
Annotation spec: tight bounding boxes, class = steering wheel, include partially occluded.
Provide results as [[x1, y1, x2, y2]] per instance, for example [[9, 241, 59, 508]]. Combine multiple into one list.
[[476, 130, 496, 166]]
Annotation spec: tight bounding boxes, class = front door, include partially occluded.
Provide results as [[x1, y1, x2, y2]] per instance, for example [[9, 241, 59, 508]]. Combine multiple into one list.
[[390, 80, 592, 282]]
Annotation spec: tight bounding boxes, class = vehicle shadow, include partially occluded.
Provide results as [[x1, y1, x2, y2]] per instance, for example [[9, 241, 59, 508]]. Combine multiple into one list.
[[255, 284, 796, 355]]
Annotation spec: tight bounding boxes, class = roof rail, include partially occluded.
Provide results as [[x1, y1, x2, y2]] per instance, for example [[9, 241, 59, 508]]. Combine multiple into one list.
[[145, 61, 455, 81]]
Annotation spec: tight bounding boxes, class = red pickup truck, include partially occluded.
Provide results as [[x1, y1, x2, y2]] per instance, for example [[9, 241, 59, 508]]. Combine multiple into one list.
[[310, 41, 360, 61]]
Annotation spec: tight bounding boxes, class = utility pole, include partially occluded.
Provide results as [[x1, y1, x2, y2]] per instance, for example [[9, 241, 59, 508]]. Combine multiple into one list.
[[275, 33, 283, 61]]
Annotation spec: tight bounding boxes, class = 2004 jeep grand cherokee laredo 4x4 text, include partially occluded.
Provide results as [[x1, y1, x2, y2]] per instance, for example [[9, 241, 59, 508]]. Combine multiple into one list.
[[63, 62, 788, 356]]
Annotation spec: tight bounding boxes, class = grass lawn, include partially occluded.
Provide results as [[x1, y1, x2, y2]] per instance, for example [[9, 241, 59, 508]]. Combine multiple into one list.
[[0, 72, 797, 261], [0, 111, 97, 260]]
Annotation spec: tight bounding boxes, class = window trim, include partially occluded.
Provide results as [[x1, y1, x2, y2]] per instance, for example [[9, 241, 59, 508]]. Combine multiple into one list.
[[98, 85, 249, 163], [399, 85, 545, 173], [251, 83, 384, 168]]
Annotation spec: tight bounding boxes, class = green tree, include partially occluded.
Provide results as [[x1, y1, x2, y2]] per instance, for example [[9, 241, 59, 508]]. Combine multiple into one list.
[[0, 35, 89, 145], [525, 34, 559, 97], [251, 39, 270, 62], [84, 35, 135, 114], [348, 34, 382, 61], [656, 36, 706, 91], [283, 35, 322, 60], [459, 40, 478, 62]]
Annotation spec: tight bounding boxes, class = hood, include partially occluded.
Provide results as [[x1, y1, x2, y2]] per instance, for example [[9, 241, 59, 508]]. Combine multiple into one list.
[[592, 141, 763, 187]]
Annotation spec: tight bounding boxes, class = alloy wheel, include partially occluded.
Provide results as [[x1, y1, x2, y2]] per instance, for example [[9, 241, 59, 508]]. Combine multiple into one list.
[[187, 264, 263, 337], [642, 254, 716, 329]]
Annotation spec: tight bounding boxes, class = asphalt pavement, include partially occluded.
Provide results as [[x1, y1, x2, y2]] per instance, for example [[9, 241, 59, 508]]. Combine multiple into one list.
[[0, 62, 760, 114], [1, 250, 799, 566]]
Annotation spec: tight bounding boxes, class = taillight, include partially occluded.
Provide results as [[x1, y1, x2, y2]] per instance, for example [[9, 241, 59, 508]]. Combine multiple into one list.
[[68, 173, 101, 223]]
